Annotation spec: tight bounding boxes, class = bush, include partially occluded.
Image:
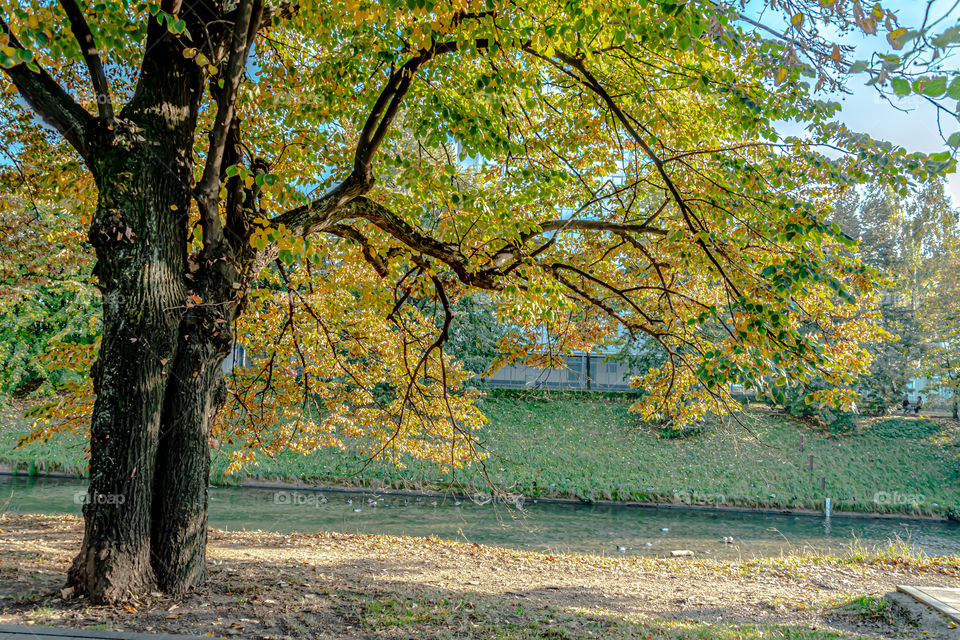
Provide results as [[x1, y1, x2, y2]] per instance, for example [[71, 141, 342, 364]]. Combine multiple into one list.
[[654, 421, 709, 439], [780, 383, 857, 435]]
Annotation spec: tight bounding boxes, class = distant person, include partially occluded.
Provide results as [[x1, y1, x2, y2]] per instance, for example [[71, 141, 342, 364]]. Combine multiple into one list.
[[915, 395, 923, 414], [901, 397, 911, 413]]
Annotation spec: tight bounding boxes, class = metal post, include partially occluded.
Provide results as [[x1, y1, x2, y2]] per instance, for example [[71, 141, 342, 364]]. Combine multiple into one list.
[[585, 352, 591, 391]]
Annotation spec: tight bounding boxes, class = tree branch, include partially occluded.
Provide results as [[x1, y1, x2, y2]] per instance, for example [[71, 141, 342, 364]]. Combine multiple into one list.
[[323, 223, 393, 277], [537, 219, 667, 236], [345, 196, 503, 290], [273, 37, 489, 239], [0, 14, 94, 162], [269, 176, 366, 236], [58, 0, 113, 121], [534, 46, 744, 299], [195, 0, 262, 250], [353, 38, 487, 182]]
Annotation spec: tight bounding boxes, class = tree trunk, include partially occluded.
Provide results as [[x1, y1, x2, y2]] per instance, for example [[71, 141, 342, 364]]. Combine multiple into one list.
[[68, 142, 191, 602], [63, 11, 253, 603], [150, 122, 257, 592]]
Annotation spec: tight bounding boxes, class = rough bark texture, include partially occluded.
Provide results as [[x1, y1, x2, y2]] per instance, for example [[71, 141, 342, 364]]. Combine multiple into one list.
[[151, 333, 227, 593], [67, 19, 212, 601], [68, 133, 192, 602], [151, 264, 243, 592]]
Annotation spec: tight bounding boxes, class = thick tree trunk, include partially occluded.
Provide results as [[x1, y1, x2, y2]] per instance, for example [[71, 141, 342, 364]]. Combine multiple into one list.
[[150, 129, 254, 591], [68, 143, 191, 602], [63, 6, 255, 603]]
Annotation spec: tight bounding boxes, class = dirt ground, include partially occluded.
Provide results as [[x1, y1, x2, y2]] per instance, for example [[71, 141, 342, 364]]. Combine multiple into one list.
[[1, 514, 958, 639]]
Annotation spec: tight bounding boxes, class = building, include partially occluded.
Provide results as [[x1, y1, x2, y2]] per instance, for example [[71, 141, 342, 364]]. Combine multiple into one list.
[[479, 352, 637, 391]]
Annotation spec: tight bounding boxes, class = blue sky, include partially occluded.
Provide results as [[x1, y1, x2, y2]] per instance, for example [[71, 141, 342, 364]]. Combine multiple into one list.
[[793, 0, 960, 203]]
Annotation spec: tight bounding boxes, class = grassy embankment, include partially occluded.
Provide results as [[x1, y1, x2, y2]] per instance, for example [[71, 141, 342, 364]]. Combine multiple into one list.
[[3, 390, 958, 517]]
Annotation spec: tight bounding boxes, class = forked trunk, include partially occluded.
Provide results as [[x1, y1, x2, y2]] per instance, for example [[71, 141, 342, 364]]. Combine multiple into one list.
[[60, 8, 255, 603]]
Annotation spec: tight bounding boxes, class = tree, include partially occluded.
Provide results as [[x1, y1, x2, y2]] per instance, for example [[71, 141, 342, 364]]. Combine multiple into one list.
[[919, 250, 960, 417], [830, 180, 959, 409], [0, 0, 950, 602], [0, 135, 98, 397]]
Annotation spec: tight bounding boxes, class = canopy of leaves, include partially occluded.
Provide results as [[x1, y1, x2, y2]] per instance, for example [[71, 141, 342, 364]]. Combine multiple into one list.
[[1, 0, 954, 469]]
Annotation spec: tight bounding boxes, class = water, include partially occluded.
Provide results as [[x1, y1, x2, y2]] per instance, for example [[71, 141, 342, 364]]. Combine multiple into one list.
[[3, 475, 958, 560]]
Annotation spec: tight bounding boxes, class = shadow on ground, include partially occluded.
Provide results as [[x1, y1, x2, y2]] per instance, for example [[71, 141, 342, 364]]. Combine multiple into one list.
[[3, 514, 959, 639]]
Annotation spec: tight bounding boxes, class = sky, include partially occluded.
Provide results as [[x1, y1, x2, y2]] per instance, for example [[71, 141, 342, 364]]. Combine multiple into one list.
[[780, 0, 960, 203]]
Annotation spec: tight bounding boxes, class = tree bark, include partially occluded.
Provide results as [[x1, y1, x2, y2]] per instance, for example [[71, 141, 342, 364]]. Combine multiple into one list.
[[151, 274, 241, 592], [68, 139, 192, 602], [151, 334, 227, 593], [68, 26, 209, 600]]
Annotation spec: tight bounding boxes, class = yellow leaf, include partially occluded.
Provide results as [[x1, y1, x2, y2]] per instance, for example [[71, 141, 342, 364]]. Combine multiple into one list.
[[886, 27, 907, 50]]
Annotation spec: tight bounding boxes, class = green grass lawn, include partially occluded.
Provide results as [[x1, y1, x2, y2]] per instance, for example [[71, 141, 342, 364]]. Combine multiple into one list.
[[3, 390, 959, 517]]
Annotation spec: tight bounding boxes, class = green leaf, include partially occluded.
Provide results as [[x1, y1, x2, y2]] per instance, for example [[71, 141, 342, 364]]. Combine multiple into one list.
[[947, 132, 960, 148], [947, 77, 960, 100], [931, 25, 960, 48], [848, 60, 869, 74], [921, 77, 948, 97], [890, 77, 911, 97]]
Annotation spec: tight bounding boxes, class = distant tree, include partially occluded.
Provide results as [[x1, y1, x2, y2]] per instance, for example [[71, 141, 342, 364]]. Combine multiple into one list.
[[830, 180, 960, 410], [445, 293, 505, 377], [0, 166, 98, 397]]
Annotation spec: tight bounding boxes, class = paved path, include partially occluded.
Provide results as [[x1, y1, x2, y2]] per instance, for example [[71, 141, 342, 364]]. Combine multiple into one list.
[[897, 585, 960, 623], [0, 626, 207, 639]]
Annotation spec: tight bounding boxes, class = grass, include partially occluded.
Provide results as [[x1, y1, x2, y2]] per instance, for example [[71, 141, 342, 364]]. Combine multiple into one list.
[[356, 585, 874, 639], [833, 594, 893, 624], [3, 390, 959, 517]]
